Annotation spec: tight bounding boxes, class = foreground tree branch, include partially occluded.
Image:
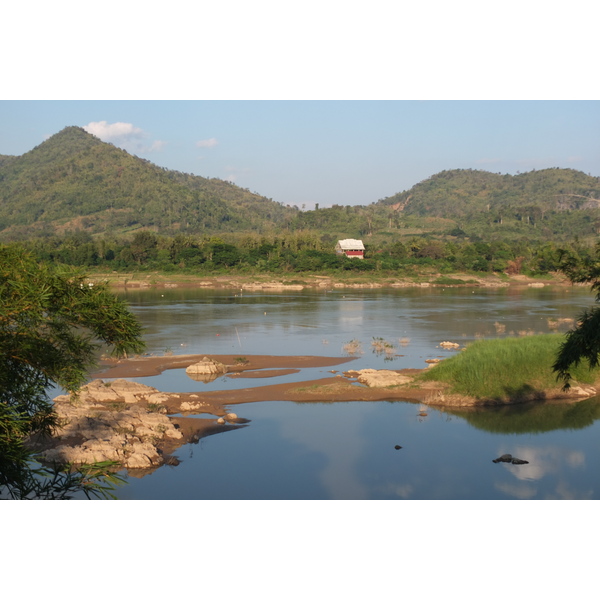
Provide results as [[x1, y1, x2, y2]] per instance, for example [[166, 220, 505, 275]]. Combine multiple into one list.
[[553, 243, 600, 390], [1, 245, 145, 499]]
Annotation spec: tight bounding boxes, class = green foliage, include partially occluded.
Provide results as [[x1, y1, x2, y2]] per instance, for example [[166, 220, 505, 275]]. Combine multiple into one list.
[[376, 168, 600, 244], [553, 242, 600, 389], [2, 128, 599, 246], [10, 228, 592, 282], [434, 276, 468, 285], [444, 396, 600, 434], [0, 245, 145, 499], [418, 335, 598, 401], [0, 127, 295, 239]]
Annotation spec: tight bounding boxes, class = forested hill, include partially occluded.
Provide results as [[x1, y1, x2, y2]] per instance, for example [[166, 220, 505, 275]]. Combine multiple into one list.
[[1, 127, 599, 244], [0, 126, 296, 240], [373, 168, 600, 240]]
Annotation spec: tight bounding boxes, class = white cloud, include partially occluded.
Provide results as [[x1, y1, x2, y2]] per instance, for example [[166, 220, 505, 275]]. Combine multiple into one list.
[[494, 445, 586, 484], [224, 165, 250, 184], [83, 121, 165, 154], [196, 137, 218, 148], [84, 121, 144, 142], [149, 139, 167, 152]]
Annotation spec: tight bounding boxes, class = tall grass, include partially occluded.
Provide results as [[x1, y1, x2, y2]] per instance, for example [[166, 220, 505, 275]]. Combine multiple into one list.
[[418, 334, 598, 400]]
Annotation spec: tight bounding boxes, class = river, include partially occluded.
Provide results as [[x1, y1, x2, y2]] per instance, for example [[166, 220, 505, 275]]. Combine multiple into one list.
[[106, 284, 599, 500]]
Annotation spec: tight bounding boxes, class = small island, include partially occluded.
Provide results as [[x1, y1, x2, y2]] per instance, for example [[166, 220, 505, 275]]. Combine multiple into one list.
[[32, 336, 598, 475]]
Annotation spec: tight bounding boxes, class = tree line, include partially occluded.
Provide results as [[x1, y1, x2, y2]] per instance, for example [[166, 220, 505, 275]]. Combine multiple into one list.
[[12, 230, 595, 277]]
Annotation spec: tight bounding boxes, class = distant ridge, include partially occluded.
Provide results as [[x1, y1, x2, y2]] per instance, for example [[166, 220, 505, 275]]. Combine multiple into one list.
[[1, 127, 599, 243], [0, 126, 296, 239], [377, 167, 600, 219]]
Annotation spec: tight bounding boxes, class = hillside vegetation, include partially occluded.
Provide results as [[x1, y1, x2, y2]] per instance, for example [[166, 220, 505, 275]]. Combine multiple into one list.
[[374, 168, 600, 243], [0, 127, 296, 239], [1, 126, 599, 246]]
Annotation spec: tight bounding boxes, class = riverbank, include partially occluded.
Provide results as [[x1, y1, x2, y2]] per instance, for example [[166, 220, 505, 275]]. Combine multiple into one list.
[[92, 353, 438, 408], [86, 270, 577, 291], [95, 352, 596, 408]]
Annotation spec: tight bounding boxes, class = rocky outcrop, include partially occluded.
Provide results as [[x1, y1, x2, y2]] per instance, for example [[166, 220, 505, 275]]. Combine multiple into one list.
[[40, 389, 184, 470], [185, 356, 228, 376], [568, 385, 597, 398], [439, 341, 460, 349], [34, 379, 242, 473], [73, 378, 175, 405], [347, 369, 413, 388], [185, 357, 228, 382]]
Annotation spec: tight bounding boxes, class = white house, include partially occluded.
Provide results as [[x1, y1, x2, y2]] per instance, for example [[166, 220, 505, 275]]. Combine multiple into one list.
[[335, 239, 365, 259]]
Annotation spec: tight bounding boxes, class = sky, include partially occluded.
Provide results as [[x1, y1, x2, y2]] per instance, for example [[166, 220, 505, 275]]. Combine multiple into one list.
[[1, 100, 598, 210], [2, 4, 599, 210]]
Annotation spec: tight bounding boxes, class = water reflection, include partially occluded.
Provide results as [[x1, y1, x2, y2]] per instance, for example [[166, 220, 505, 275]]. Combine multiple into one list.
[[279, 402, 374, 499], [493, 445, 593, 500], [110, 286, 599, 500], [442, 396, 600, 434]]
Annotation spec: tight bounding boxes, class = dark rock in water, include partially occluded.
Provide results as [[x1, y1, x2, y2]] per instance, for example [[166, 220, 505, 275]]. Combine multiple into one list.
[[492, 454, 513, 463], [492, 454, 529, 465], [394, 445, 402, 450]]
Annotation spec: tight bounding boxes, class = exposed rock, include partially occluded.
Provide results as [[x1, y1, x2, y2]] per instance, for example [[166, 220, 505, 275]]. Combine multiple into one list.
[[492, 454, 513, 463], [61, 378, 163, 405], [492, 454, 529, 465], [568, 385, 597, 398], [185, 357, 228, 381], [37, 383, 184, 470], [439, 341, 460, 349], [180, 401, 210, 411], [354, 369, 413, 388]]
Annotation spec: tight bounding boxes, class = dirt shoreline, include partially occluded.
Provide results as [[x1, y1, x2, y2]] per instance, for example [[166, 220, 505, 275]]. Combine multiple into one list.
[[94, 353, 594, 409], [86, 271, 582, 291], [36, 353, 595, 475], [91, 354, 440, 422], [93, 353, 358, 379]]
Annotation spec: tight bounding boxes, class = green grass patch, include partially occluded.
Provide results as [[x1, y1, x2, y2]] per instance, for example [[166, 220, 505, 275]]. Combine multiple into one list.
[[417, 334, 598, 400], [434, 276, 467, 285]]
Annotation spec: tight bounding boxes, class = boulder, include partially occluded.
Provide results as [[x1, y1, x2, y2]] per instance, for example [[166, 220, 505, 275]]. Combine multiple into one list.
[[37, 384, 183, 470], [492, 454, 529, 465], [439, 341, 460, 349], [185, 356, 228, 377], [355, 369, 413, 388], [61, 378, 162, 404]]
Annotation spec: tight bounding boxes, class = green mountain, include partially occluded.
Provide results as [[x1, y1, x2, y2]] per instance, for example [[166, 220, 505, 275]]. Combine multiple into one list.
[[0, 127, 296, 240], [1, 127, 599, 244], [373, 168, 600, 242]]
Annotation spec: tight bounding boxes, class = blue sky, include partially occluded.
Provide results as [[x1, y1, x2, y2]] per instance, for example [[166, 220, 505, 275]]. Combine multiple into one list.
[[2, 4, 598, 210], [0, 100, 598, 209]]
